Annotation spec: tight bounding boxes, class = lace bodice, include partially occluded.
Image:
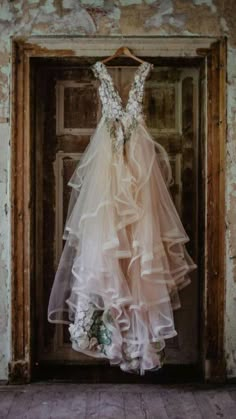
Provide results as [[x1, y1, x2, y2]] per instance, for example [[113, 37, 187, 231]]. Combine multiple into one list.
[[92, 60, 153, 120], [91, 60, 154, 152]]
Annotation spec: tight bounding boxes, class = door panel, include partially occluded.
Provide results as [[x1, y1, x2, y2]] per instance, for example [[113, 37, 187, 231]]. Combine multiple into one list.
[[35, 63, 199, 366]]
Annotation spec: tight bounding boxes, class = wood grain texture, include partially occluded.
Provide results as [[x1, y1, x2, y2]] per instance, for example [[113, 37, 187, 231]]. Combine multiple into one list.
[[205, 38, 227, 381], [1, 383, 236, 419], [10, 40, 31, 383]]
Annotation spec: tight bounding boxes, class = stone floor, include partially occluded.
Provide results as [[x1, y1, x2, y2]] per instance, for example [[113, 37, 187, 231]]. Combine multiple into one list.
[[0, 382, 236, 418]]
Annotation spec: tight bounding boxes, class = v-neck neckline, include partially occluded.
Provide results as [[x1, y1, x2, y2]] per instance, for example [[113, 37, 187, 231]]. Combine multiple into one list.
[[94, 60, 152, 113]]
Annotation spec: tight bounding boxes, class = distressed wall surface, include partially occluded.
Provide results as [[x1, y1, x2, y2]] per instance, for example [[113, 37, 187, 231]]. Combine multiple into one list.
[[0, 0, 236, 381]]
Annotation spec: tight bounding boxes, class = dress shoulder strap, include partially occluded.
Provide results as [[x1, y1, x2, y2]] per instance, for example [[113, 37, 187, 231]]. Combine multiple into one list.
[[91, 61, 111, 82], [125, 61, 154, 116], [137, 61, 154, 79]]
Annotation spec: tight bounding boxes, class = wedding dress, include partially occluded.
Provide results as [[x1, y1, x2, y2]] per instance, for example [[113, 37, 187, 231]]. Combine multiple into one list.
[[47, 60, 197, 375]]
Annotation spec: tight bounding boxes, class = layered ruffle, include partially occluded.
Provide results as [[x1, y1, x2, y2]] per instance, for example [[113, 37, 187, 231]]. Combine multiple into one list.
[[47, 114, 197, 375]]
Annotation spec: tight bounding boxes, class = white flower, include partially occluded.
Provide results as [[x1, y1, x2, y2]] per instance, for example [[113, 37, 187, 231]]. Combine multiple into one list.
[[78, 334, 90, 350], [84, 324, 90, 332], [76, 310, 85, 320], [76, 319, 84, 327], [69, 324, 83, 339]]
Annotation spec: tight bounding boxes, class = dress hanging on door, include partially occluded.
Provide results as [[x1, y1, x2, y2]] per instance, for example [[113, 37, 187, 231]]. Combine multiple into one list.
[[47, 60, 197, 375]]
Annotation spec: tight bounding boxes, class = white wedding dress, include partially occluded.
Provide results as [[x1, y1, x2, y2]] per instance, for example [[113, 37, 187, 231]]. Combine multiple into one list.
[[47, 60, 197, 375]]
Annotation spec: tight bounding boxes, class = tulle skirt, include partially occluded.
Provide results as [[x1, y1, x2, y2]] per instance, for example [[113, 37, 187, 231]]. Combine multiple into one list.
[[47, 113, 197, 375]]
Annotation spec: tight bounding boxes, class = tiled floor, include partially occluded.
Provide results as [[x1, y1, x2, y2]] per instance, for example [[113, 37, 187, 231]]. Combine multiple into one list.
[[0, 382, 236, 418]]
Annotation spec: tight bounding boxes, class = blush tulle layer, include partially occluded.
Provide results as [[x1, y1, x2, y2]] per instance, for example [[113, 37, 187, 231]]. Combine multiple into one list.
[[47, 114, 197, 375]]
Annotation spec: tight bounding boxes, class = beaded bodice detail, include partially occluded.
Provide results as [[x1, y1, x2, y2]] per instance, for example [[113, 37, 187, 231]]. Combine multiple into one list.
[[91, 60, 154, 152]]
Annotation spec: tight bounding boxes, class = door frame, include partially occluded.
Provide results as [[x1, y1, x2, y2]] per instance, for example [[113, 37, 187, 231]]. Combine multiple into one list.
[[9, 36, 227, 383]]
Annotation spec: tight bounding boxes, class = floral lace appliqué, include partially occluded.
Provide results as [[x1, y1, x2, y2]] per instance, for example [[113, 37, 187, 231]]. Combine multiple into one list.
[[68, 298, 166, 372], [68, 299, 113, 355], [92, 60, 153, 153]]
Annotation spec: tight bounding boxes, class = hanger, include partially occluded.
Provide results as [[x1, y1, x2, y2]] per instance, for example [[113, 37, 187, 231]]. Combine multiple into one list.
[[101, 46, 146, 65]]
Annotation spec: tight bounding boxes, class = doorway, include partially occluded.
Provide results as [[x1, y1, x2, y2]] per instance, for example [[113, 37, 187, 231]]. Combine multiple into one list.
[[31, 56, 200, 381], [10, 37, 226, 383]]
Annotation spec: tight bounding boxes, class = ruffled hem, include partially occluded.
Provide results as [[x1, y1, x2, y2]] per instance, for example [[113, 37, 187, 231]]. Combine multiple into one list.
[[65, 292, 172, 375], [48, 234, 196, 374]]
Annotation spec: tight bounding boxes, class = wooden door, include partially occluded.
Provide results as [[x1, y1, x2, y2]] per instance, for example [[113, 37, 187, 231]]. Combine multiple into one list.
[[34, 61, 199, 368]]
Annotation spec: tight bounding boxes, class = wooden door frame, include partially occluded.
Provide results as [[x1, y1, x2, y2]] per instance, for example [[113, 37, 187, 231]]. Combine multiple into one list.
[[9, 36, 227, 383]]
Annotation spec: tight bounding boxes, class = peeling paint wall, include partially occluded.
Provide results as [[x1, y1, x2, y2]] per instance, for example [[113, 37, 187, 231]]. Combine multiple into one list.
[[0, 0, 236, 381]]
